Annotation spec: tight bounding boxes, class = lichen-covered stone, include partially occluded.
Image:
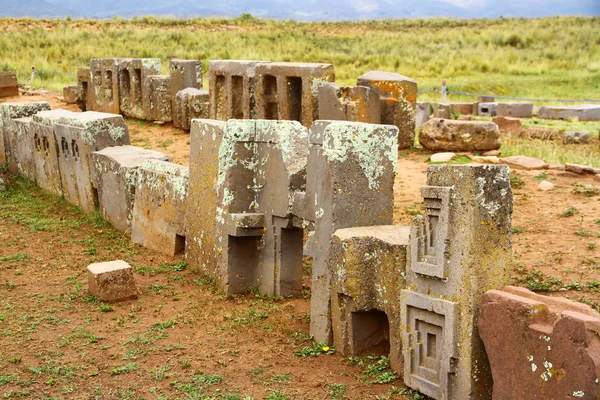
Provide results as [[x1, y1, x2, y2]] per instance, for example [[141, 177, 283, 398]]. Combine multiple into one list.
[[357, 71, 418, 150], [144, 75, 172, 122], [306, 120, 399, 343], [1, 101, 51, 168], [131, 160, 188, 255], [54, 112, 130, 213], [480, 286, 600, 400], [63, 86, 80, 104], [496, 102, 533, 118], [170, 59, 202, 127], [90, 59, 121, 114], [419, 118, 501, 152], [402, 164, 513, 400], [92, 146, 170, 233], [77, 67, 92, 111], [119, 58, 161, 120], [539, 105, 600, 121], [329, 226, 410, 371], [175, 88, 209, 130]]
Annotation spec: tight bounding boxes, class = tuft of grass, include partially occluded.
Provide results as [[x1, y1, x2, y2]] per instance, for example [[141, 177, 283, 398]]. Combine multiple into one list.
[[109, 363, 139, 375]]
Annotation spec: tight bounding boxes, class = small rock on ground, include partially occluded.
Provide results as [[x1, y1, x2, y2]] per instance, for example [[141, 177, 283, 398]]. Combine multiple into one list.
[[0, 177, 6, 191], [501, 155, 549, 170], [537, 180, 554, 191], [430, 152, 456, 163]]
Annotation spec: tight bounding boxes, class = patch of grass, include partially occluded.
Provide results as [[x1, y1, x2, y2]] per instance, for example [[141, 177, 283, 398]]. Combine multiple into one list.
[[361, 356, 397, 384], [572, 183, 600, 197], [109, 363, 139, 375], [328, 383, 347, 399], [152, 319, 177, 331], [293, 342, 335, 357], [563, 206, 577, 217], [510, 171, 525, 188], [99, 303, 114, 312], [0, 253, 29, 263], [513, 269, 562, 292]]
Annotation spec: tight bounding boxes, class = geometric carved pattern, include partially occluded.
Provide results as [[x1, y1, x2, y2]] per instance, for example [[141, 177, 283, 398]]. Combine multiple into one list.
[[410, 186, 452, 279], [401, 290, 458, 400]]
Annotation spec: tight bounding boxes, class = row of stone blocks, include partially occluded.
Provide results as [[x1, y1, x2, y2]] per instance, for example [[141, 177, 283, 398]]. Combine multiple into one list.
[[76, 58, 418, 149], [77, 58, 208, 129]]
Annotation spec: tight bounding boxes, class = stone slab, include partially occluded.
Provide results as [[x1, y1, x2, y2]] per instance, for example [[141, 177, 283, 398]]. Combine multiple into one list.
[[419, 118, 501, 152], [87, 260, 138, 302]]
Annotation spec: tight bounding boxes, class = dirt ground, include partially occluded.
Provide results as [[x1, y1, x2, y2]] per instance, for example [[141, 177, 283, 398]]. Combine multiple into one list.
[[1, 93, 599, 399]]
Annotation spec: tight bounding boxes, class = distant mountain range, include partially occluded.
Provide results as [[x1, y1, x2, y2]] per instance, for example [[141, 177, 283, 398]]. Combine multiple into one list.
[[2, 0, 599, 20]]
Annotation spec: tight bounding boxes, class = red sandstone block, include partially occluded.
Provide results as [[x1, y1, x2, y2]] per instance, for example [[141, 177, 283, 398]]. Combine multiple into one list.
[[479, 286, 600, 400]]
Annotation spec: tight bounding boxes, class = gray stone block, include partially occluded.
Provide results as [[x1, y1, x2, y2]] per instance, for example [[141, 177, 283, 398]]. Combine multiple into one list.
[[478, 102, 498, 117], [118, 58, 161, 120], [54, 112, 130, 213], [92, 146, 170, 233], [90, 58, 121, 114], [496, 102, 533, 118], [87, 260, 138, 302], [170, 59, 202, 127], [209, 60, 266, 120], [255, 62, 335, 128], [77, 67, 92, 111], [175, 88, 209, 130], [563, 131, 591, 144], [144, 75, 172, 122], [131, 160, 188, 255], [538, 105, 600, 121]]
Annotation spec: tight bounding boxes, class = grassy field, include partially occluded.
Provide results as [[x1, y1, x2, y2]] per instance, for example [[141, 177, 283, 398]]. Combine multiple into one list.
[[0, 15, 599, 104]]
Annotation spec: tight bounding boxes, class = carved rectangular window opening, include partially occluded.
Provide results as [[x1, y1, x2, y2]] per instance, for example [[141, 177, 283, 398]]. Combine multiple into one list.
[[411, 186, 452, 279]]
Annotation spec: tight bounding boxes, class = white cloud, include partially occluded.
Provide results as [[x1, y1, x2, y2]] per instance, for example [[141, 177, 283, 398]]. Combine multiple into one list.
[[352, 0, 380, 13]]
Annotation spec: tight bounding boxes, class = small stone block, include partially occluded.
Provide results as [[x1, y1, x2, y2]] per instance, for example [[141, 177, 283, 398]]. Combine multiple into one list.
[[225, 213, 266, 237], [87, 260, 138, 302]]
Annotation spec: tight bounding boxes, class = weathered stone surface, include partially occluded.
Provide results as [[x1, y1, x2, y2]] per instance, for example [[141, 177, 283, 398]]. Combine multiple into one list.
[[317, 82, 380, 123], [131, 160, 188, 255], [0, 72, 19, 97], [185, 119, 226, 275], [54, 112, 130, 213], [357, 71, 417, 149], [63, 86, 79, 104], [450, 102, 475, 115], [539, 105, 600, 121], [77, 67, 92, 111], [255, 62, 335, 128], [537, 180, 554, 191], [563, 131, 590, 144], [430, 152, 455, 163], [520, 127, 561, 140], [472, 155, 501, 164], [0, 177, 6, 191], [306, 121, 399, 343], [479, 286, 600, 400], [501, 155, 549, 170], [31, 109, 78, 195], [496, 102, 533, 118], [1, 101, 51, 169], [492, 116, 522, 136], [92, 146, 170, 233], [416, 102, 431, 128], [403, 164, 513, 400], [595, 174, 600, 182], [87, 260, 138, 302], [175, 88, 209, 131], [482, 150, 501, 156], [432, 102, 451, 119], [210, 120, 310, 296], [565, 163, 600, 175], [478, 102, 497, 117], [144, 75, 172, 122], [209, 60, 266, 120], [419, 118, 501, 152], [329, 226, 410, 371], [90, 58, 121, 114], [118, 58, 161, 120], [12, 117, 37, 181], [170, 59, 202, 127]]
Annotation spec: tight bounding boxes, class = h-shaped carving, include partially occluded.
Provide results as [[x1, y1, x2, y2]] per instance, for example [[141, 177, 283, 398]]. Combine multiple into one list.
[[411, 186, 452, 279]]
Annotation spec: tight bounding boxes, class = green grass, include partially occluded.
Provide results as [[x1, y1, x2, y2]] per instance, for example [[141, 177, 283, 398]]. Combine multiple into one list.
[[0, 15, 598, 103]]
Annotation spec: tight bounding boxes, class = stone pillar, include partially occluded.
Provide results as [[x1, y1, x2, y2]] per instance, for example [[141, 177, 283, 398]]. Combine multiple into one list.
[[77, 67, 92, 111], [357, 71, 417, 150], [185, 119, 226, 276], [401, 164, 513, 400], [170, 60, 202, 128], [175, 88, 209, 131], [144, 76, 172, 122], [307, 121, 398, 343], [90, 59, 121, 114]]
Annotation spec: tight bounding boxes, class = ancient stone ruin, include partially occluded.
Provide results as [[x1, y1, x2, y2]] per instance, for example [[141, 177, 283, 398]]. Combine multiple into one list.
[[3, 56, 599, 399]]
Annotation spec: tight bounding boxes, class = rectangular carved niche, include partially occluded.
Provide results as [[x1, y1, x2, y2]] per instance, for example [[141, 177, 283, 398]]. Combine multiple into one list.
[[401, 290, 458, 400], [410, 186, 452, 279]]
